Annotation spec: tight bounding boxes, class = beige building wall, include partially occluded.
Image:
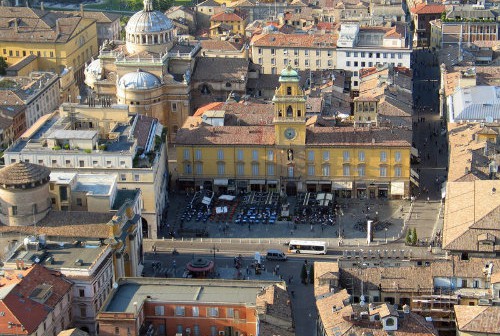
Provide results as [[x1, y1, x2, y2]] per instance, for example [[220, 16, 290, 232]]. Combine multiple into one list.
[[252, 46, 336, 74]]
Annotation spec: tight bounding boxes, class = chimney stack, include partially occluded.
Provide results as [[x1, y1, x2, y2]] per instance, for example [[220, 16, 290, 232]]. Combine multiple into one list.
[[40, 2, 44, 11], [55, 18, 60, 36], [80, 3, 84, 17]]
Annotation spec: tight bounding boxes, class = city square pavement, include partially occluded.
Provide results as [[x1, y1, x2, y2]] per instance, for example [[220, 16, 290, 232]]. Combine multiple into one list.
[[161, 191, 414, 248]]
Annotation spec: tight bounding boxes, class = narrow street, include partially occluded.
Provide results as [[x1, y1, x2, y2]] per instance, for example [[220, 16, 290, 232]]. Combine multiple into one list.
[[410, 49, 448, 245]]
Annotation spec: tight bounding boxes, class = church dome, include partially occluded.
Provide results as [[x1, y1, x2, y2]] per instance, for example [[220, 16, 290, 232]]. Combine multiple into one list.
[[279, 65, 300, 82], [118, 69, 161, 90], [84, 59, 103, 83], [126, 0, 174, 35]]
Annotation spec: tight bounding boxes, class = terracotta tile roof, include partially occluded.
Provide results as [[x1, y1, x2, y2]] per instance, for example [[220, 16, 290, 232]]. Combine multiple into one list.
[[251, 32, 338, 48], [193, 102, 223, 116], [0, 7, 90, 43], [411, 3, 445, 14], [0, 90, 24, 106], [0, 264, 72, 335], [200, 39, 244, 52], [192, 57, 249, 82], [307, 126, 412, 147], [443, 180, 500, 252], [314, 261, 340, 297], [454, 305, 500, 333], [0, 162, 51, 186], [317, 291, 438, 336], [133, 114, 157, 149], [491, 271, 500, 284], [5, 54, 38, 72], [179, 101, 411, 147], [384, 24, 406, 39], [256, 283, 294, 336], [0, 211, 113, 238], [176, 124, 276, 146], [210, 11, 244, 22], [58, 328, 90, 336], [59, 10, 121, 23], [446, 123, 498, 182]]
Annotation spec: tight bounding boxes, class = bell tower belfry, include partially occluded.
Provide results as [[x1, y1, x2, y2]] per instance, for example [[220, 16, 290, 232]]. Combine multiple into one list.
[[272, 66, 307, 146]]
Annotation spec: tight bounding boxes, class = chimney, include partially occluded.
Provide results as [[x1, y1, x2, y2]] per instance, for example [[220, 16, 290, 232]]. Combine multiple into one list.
[[40, 2, 44, 10], [55, 19, 60, 36], [80, 3, 84, 17]]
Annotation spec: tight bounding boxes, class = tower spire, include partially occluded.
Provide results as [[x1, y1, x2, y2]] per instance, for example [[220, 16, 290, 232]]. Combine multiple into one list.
[[143, 0, 153, 11]]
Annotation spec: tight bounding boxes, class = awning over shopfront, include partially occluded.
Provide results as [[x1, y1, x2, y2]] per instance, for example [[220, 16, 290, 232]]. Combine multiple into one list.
[[249, 180, 266, 185], [332, 181, 353, 189], [179, 178, 194, 181], [214, 179, 229, 186], [306, 181, 319, 184], [356, 183, 367, 189], [267, 180, 278, 184], [391, 181, 405, 195], [319, 181, 332, 185]]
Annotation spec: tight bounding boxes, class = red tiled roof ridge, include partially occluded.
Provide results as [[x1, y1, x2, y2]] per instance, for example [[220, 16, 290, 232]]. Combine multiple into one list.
[[411, 3, 445, 14]]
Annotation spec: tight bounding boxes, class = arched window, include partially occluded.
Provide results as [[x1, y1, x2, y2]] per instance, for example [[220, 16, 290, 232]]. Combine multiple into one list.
[[154, 35, 158, 44], [386, 318, 395, 326], [287, 86, 292, 95], [286, 105, 293, 117], [278, 110, 282, 117], [142, 35, 146, 44]]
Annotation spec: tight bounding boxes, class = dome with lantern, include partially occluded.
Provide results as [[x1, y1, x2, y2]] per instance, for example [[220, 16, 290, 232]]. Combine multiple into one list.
[[125, 0, 175, 54]]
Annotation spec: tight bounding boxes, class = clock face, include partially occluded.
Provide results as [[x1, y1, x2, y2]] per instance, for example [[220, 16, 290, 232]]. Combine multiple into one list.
[[284, 128, 297, 140]]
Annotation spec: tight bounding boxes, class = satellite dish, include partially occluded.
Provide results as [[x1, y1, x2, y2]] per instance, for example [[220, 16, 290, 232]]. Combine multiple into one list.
[[113, 282, 118, 289], [34, 257, 40, 263]]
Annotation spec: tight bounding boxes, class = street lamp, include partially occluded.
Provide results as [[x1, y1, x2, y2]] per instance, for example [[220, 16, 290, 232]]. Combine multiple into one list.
[[384, 227, 388, 243]]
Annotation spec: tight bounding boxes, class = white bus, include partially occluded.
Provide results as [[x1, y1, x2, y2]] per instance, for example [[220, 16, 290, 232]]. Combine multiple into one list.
[[288, 240, 327, 255]]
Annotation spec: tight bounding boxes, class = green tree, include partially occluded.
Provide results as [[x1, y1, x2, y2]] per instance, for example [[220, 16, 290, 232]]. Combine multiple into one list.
[[300, 264, 308, 284], [406, 229, 412, 245], [308, 263, 314, 285], [0, 57, 7, 75], [411, 228, 418, 246]]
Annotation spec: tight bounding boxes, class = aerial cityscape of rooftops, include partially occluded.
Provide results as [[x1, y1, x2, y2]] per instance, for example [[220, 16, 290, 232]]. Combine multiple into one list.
[[0, 0, 500, 334]]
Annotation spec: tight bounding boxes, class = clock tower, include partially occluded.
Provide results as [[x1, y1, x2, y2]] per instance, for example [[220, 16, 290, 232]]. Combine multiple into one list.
[[273, 66, 307, 146]]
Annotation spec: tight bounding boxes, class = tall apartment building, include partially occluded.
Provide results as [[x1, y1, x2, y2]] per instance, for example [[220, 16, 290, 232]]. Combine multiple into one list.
[[0, 71, 60, 128], [250, 32, 337, 75], [2, 104, 168, 238], [336, 23, 412, 90], [0, 6, 98, 83]]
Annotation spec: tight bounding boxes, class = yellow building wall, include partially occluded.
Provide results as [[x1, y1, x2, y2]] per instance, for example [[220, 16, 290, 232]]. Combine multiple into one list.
[[176, 145, 410, 181], [210, 19, 246, 36], [1, 18, 98, 76]]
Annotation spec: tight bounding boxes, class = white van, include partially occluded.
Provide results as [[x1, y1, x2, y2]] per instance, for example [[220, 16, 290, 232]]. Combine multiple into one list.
[[266, 250, 287, 261], [254, 252, 262, 265]]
